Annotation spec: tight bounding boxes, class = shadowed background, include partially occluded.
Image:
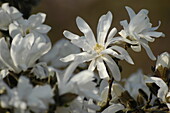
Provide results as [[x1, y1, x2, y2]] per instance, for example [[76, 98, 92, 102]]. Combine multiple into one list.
[[33, 0, 170, 78]]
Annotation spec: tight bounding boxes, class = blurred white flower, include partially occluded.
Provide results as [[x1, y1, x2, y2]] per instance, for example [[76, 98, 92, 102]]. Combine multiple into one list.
[[40, 39, 81, 69], [119, 6, 164, 60], [9, 13, 51, 41], [145, 76, 170, 109], [57, 97, 99, 113], [156, 52, 170, 69], [9, 76, 54, 113], [56, 68, 100, 101], [124, 70, 150, 99], [61, 11, 134, 81], [0, 33, 51, 73], [0, 3, 22, 30]]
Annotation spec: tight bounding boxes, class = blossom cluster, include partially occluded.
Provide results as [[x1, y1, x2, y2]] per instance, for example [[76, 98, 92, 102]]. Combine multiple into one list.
[[0, 2, 169, 113]]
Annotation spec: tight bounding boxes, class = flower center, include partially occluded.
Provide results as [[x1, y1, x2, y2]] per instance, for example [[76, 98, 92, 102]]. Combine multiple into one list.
[[25, 29, 30, 35], [127, 35, 136, 41], [94, 43, 104, 54]]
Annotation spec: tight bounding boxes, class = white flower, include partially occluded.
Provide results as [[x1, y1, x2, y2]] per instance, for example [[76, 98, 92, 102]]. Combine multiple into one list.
[[0, 33, 51, 73], [56, 67, 100, 101], [9, 76, 54, 113], [145, 76, 170, 109], [40, 39, 81, 69], [119, 6, 164, 60], [61, 11, 134, 81], [124, 69, 150, 99], [156, 52, 170, 69], [9, 13, 51, 40], [56, 97, 100, 113], [0, 3, 22, 30]]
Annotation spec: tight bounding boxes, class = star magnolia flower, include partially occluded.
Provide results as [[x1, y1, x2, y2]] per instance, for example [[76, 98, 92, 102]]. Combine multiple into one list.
[[9, 76, 54, 113], [145, 76, 170, 109], [9, 13, 51, 40], [0, 33, 51, 73], [119, 6, 164, 60], [61, 11, 134, 81], [0, 3, 22, 30]]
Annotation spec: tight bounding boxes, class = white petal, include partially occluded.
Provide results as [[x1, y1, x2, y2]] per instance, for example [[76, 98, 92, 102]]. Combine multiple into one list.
[[101, 48, 123, 60], [110, 46, 134, 64], [63, 62, 79, 83], [140, 40, 156, 60], [60, 54, 76, 62], [145, 77, 168, 101], [105, 27, 117, 48], [0, 38, 18, 72], [9, 23, 22, 38], [63, 30, 79, 40], [35, 24, 51, 33], [143, 31, 164, 38], [131, 44, 141, 52], [17, 76, 33, 98], [76, 16, 96, 47], [97, 11, 112, 45], [96, 58, 109, 79], [125, 6, 136, 20], [28, 13, 46, 28], [88, 59, 96, 71], [120, 20, 129, 30], [70, 70, 94, 85], [102, 55, 121, 81]]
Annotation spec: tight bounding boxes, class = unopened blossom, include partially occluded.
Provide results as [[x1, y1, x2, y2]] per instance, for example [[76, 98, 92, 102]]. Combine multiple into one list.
[[9, 76, 54, 113], [0, 33, 51, 73], [145, 76, 170, 109], [156, 52, 170, 70], [9, 13, 51, 40], [119, 6, 164, 60], [0, 3, 22, 30], [61, 11, 134, 81]]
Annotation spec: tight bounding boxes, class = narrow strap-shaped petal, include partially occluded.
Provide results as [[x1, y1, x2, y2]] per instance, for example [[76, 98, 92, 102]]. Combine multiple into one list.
[[101, 48, 123, 60], [125, 6, 136, 20], [140, 39, 156, 60], [88, 59, 96, 71], [63, 30, 79, 40], [110, 46, 134, 64], [76, 17, 96, 47], [63, 62, 79, 83], [35, 24, 51, 33], [97, 11, 112, 46], [96, 57, 109, 79], [105, 27, 117, 48], [102, 55, 121, 81]]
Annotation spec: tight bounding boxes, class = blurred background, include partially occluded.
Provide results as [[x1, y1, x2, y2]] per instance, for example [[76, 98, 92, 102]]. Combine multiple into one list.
[[33, 0, 170, 78]]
